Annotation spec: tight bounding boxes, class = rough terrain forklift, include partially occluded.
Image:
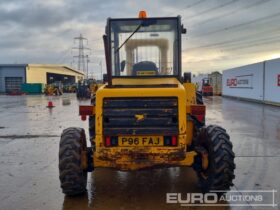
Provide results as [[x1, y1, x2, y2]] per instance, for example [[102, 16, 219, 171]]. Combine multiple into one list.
[[59, 11, 235, 196]]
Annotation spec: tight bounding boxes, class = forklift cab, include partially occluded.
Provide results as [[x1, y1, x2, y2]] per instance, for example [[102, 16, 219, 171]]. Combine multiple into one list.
[[104, 13, 185, 85]]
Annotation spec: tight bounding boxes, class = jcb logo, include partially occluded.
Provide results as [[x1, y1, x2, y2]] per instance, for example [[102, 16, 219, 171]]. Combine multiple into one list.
[[227, 78, 237, 87]]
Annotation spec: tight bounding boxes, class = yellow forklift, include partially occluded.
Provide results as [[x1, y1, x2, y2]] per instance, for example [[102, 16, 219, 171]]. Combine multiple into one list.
[[44, 82, 63, 96], [59, 11, 235, 195]]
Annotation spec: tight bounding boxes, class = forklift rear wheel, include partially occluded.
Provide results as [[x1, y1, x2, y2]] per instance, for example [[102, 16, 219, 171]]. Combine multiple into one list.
[[193, 125, 235, 193], [59, 127, 88, 195]]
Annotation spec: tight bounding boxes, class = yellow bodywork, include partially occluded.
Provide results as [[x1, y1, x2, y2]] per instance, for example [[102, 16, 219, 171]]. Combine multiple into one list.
[[90, 84, 103, 94], [92, 78, 197, 170]]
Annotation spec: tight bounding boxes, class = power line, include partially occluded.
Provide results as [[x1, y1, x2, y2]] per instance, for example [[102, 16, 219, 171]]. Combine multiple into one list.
[[60, 50, 73, 65], [190, 0, 272, 26], [168, 0, 279, 72], [167, 0, 206, 16], [54, 46, 73, 64], [223, 37, 280, 52], [183, 0, 239, 21], [167, 0, 277, 42], [184, 27, 280, 51], [193, 11, 280, 37], [183, 45, 280, 65]]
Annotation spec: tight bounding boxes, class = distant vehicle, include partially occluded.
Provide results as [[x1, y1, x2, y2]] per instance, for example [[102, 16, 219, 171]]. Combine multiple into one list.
[[63, 84, 77, 93], [76, 79, 102, 99], [202, 78, 213, 96], [76, 80, 91, 99], [44, 82, 63, 96], [193, 73, 221, 96]]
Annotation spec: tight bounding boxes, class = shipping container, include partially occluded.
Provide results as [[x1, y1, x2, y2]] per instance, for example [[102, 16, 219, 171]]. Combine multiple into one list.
[[209, 71, 222, 95], [264, 59, 280, 104], [21, 83, 44, 94], [222, 62, 264, 101], [222, 58, 280, 105]]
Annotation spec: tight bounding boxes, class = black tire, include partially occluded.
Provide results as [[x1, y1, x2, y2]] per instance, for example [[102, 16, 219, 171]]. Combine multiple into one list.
[[193, 125, 235, 193], [89, 95, 96, 147], [196, 91, 203, 105], [88, 116, 95, 146], [59, 127, 87, 195]]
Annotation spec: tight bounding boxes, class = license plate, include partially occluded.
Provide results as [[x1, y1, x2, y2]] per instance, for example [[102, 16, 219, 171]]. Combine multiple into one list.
[[118, 136, 164, 146]]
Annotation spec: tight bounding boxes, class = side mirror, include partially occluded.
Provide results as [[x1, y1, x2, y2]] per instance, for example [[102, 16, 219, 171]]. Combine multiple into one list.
[[120, 60, 126, 72]]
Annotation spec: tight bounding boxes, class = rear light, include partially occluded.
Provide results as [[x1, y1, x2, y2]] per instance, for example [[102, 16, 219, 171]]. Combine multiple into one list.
[[105, 136, 111, 146], [164, 136, 177, 146], [104, 136, 118, 147], [171, 136, 177, 146]]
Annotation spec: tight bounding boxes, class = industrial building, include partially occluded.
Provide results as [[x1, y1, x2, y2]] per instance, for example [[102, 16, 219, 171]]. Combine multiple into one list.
[[0, 64, 84, 93], [222, 58, 280, 105]]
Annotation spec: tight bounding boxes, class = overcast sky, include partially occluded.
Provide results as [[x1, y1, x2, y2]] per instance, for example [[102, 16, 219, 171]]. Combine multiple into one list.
[[0, 0, 280, 78]]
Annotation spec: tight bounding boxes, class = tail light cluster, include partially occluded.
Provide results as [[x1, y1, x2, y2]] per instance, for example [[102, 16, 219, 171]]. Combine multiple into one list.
[[163, 136, 177, 146], [105, 136, 118, 147]]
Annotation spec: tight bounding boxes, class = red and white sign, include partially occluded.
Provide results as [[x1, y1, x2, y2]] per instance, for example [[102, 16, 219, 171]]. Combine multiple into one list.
[[227, 75, 253, 88], [227, 78, 237, 87]]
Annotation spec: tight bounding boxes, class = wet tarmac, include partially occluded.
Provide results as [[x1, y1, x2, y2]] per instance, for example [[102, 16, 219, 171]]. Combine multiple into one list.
[[0, 94, 279, 210]]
